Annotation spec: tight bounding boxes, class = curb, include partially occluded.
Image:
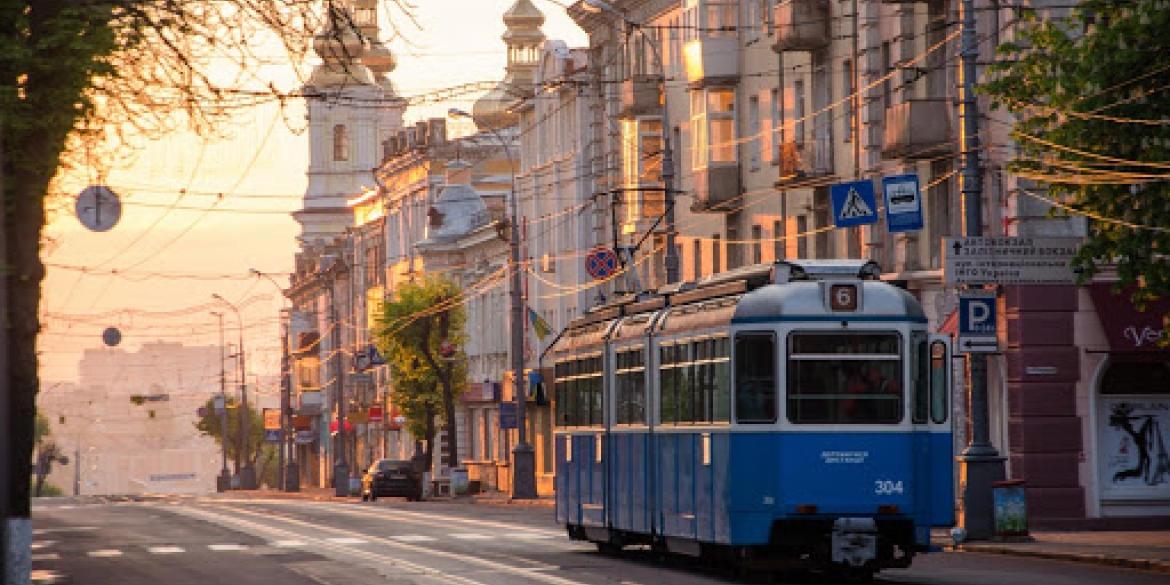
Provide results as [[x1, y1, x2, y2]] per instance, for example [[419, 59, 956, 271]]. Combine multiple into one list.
[[949, 544, 1170, 574]]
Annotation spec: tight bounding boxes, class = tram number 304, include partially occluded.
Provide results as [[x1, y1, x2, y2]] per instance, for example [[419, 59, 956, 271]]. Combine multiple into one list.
[[874, 480, 905, 495]]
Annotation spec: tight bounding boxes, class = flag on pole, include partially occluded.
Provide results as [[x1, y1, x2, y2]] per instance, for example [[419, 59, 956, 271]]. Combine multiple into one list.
[[528, 306, 553, 340]]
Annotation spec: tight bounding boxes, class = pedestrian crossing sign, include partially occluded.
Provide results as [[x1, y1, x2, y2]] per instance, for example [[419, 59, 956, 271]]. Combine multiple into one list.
[[830, 180, 879, 228]]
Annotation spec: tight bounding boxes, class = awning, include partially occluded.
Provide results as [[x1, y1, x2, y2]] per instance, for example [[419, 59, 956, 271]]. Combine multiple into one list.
[[937, 310, 958, 336], [329, 420, 356, 433], [1088, 283, 1170, 354]]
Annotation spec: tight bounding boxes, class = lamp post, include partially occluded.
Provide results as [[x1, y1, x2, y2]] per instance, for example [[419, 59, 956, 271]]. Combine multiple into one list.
[[321, 257, 350, 497], [210, 311, 232, 492], [447, 107, 537, 499], [251, 269, 298, 492], [582, 0, 679, 284], [212, 293, 256, 490]]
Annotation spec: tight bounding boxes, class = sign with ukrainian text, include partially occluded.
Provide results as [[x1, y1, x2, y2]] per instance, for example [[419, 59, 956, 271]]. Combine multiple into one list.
[[944, 237, 1080, 286]]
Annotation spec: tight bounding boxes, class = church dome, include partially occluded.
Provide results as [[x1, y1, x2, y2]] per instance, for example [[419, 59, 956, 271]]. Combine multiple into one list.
[[503, 0, 545, 27], [363, 39, 397, 75], [419, 161, 491, 245], [470, 0, 546, 130]]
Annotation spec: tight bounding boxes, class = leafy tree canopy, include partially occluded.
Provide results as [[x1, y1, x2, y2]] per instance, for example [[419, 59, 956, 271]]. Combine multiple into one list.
[[982, 0, 1170, 306], [373, 275, 467, 440]]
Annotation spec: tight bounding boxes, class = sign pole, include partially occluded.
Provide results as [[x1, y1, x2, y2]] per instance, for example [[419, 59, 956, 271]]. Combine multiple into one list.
[[957, 0, 1005, 542]]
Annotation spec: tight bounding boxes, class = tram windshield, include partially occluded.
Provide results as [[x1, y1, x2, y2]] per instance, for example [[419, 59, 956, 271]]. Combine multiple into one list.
[[786, 332, 904, 424]]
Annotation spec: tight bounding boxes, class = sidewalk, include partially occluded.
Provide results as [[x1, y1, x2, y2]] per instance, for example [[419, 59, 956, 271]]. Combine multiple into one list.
[[232, 487, 1169, 573]]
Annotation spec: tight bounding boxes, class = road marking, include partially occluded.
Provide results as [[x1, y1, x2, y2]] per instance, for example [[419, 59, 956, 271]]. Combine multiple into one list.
[[148, 546, 185, 554], [391, 535, 436, 543], [33, 527, 98, 535], [271, 540, 307, 547], [325, 537, 368, 545], [88, 550, 123, 558], [208, 544, 249, 551], [31, 541, 57, 550], [31, 553, 60, 561], [450, 533, 493, 540], [514, 533, 555, 539]]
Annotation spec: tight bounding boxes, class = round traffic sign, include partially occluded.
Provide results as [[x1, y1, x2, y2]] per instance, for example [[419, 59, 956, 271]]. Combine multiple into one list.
[[586, 247, 620, 280], [76, 185, 122, 232], [102, 327, 122, 347]]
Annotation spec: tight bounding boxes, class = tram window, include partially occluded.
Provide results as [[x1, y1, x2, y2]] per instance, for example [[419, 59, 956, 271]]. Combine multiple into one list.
[[929, 340, 948, 424], [660, 344, 678, 424], [735, 333, 778, 423], [616, 348, 647, 425], [787, 332, 903, 424], [679, 343, 695, 423], [713, 337, 732, 422]]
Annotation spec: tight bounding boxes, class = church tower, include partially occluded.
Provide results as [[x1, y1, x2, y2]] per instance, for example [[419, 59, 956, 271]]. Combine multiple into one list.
[[296, 1, 405, 249], [471, 0, 546, 130]]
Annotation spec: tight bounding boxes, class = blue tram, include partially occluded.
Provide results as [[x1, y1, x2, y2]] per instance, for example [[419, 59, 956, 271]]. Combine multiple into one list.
[[552, 260, 954, 577]]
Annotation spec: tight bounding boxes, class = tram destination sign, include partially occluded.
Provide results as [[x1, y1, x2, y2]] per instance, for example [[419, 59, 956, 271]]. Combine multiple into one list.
[[944, 237, 1081, 286]]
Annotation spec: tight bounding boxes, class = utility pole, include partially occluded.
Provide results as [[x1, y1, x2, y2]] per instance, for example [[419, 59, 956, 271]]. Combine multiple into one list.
[[957, 0, 1005, 541], [326, 258, 349, 497], [214, 294, 255, 490], [212, 311, 231, 492], [1, 112, 11, 567]]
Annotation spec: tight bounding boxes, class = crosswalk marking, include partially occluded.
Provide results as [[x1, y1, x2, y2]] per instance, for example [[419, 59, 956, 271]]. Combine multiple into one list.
[[31, 553, 60, 561], [391, 535, 436, 543], [208, 544, 248, 551], [148, 546, 184, 554], [514, 533, 554, 539], [450, 533, 493, 540], [32, 541, 56, 550], [271, 540, 307, 547], [325, 537, 368, 545], [88, 550, 123, 558]]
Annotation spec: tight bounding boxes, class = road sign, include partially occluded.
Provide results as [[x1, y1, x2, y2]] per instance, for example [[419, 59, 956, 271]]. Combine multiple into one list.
[[498, 401, 518, 429], [830, 180, 879, 228], [102, 327, 121, 347], [945, 237, 1080, 285], [881, 174, 924, 233], [957, 290, 998, 354], [586, 247, 620, 280], [264, 429, 282, 443]]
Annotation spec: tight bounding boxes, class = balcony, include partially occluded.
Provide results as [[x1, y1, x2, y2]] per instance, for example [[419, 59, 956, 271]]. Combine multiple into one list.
[[620, 75, 664, 118], [776, 140, 834, 185], [772, 0, 830, 53], [882, 99, 955, 160], [690, 164, 741, 212], [683, 37, 739, 87]]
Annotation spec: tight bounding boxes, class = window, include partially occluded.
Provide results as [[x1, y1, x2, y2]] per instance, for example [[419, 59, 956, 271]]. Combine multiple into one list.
[[712, 234, 722, 273], [770, 88, 782, 163], [659, 337, 731, 425], [794, 80, 806, 141], [622, 117, 665, 220], [616, 347, 647, 425], [735, 333, 776, 423], [692, 238, 703, 279], [751, 224, 763, 264], [786, 332, 903, 424], [691, 88, 736, 169], [773, 219, 784, 261], [333, 124, 349, 161], [842, 59, 855, 143], [796, 215, 808, 258], [555, 355, 605, 427], [748, 95, 761, 170]]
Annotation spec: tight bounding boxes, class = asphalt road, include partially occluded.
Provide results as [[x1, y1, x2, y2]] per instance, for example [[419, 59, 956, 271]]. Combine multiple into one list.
[[30, 496, 1170, 585]]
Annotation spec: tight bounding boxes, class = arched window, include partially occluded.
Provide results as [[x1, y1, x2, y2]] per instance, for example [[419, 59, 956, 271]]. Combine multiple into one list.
[[333, 124, 349, 161]]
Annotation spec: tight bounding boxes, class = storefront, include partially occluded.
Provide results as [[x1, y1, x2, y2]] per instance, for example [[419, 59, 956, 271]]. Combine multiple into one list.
[[1087, 284, 1170, 520]]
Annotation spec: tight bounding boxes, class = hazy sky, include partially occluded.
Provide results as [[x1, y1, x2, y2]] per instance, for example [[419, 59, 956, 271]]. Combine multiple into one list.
[[40, 0, 587, 383]]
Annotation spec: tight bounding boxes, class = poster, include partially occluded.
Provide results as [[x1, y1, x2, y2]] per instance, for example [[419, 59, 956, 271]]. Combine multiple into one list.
[[1100, 398, 1170, 498]]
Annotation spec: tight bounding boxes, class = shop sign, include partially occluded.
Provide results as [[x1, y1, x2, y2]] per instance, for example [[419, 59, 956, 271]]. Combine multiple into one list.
[[1088, 284, 1169, 353]]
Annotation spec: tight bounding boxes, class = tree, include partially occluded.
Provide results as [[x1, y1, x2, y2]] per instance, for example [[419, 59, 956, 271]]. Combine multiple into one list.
[[193, 396, 273, 483], [982, 1, 1170, 309], [1, 1, 415, 577], [373, 275, 468, 472]]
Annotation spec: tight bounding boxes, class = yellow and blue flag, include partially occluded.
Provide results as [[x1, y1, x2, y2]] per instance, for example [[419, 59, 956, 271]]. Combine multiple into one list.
[[528, 306, 553, 341]]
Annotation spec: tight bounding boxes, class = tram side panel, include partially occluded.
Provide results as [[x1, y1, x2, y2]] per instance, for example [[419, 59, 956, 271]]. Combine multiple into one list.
[[726, 431, 783, 545], [609, 430, 654, 536]]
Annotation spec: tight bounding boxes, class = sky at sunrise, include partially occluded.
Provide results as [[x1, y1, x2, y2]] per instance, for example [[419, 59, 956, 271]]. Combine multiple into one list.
[[39, 0, 588, 383]]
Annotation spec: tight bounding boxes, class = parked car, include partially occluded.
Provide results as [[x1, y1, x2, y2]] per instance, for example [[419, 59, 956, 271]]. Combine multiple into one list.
[[361, 459, 422, 501]]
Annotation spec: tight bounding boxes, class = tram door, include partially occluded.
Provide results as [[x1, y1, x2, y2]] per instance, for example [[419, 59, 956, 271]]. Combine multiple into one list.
[[911, 333, 955, 541]]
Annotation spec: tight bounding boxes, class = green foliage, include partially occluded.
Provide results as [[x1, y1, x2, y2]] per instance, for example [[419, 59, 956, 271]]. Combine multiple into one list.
[[193, 396, 267, 470], [34, 412, 51, 446], [31, 481, 63, 498], [981, 0, 1170, 307], [373, 275, 468, 439]]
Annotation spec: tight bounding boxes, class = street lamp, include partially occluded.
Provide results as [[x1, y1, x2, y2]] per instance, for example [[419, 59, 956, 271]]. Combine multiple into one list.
[[447, 107, 537, 499], [212, 293, 256, 490], [251, 268, 299, 492], [210, 311, 232, 492], [581, 0, 679, 284], [320, 257, 350, 497]]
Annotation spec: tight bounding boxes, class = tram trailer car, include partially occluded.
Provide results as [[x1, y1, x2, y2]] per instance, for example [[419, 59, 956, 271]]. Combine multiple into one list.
[[552, 260, 954, 579]]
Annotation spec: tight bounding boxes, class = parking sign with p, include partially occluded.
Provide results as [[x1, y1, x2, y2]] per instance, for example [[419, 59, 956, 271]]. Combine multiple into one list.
[[957, 290, 998, 353]]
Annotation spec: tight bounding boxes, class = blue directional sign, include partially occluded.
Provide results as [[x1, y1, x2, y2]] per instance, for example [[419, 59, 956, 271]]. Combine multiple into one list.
[[958, 290, 998, 353], [881, 174, 924, 233], [265, 429, 282, 443], [830, 180, 879, 228], [498, 401, 518, 430]]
